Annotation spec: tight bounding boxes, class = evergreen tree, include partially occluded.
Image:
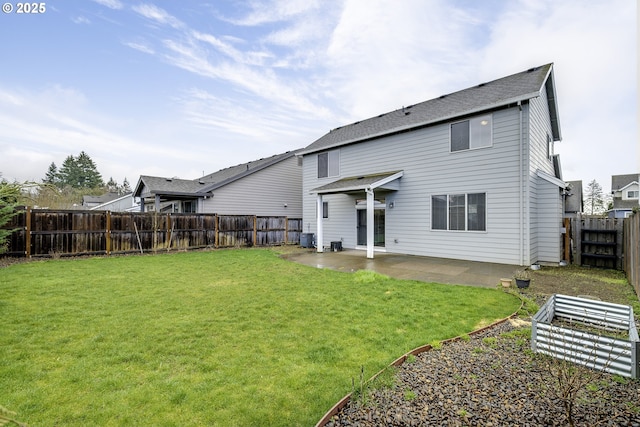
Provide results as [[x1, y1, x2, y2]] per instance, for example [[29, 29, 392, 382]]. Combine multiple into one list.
[[58, 155, 81, 188], [584, 179, 605, 215], [0, 176, 22, 254], [106, 177, 119, 193], [76, 151, 104, 188], [56, 152, 104, 189], [122, 177, 131, 194], [43, 162, 59, 186]]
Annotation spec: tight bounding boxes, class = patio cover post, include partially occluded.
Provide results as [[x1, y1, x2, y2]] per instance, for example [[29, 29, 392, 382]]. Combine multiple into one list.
[[366, 188, 374, 259], [316, 194, 324, 253]]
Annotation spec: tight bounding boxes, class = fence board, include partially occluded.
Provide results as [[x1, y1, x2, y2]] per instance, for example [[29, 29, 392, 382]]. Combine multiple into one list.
[[623, 213, 640, 299], [2, 208, 301, 257]]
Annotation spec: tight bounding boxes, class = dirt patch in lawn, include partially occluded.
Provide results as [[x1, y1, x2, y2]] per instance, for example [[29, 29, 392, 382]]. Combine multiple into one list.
[[519, 264, 639, 313]]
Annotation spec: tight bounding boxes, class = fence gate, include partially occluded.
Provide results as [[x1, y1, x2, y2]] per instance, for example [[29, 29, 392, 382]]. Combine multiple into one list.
[[572, 215, 623, 270]]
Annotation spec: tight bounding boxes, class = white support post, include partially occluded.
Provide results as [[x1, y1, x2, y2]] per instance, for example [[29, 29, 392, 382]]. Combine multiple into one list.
[[366, 189, 374, 259], [316, 194, 324, 253]]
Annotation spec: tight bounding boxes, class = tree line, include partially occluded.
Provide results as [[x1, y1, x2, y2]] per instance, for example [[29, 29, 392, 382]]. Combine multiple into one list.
[[43, 151, 131, 194]]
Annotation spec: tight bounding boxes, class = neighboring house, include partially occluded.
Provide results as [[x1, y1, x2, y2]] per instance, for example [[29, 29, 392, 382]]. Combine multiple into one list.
[[564, 180, 583, 218], [608, 173, 639, 218], [133, 150, 302, 217], [89, 192, 138, 212], [82, 192, 121, 209], [298, 63, 566, 266]]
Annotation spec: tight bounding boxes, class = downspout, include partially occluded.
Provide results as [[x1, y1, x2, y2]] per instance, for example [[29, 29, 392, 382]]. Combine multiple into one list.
[[518, 100, 524, 266]]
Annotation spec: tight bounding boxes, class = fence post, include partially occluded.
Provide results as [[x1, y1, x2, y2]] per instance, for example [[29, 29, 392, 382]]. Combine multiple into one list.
[[285, 217, 288, 245], [576, 215, 579, 261], [253, 216, 257, 246], [106, 211, 111, 256], [563, 217, 570, 262], [214, 214, 219, 248], [167, 214, 172, 251], [25, 206, 31, 258]]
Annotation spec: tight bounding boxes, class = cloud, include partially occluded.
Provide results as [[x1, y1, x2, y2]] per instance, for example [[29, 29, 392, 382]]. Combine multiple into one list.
[[72, 16, 91, 24], [0, 86, 202, 182], [222, 0, 323, 26], [124, 41, 155, 54], [132, 3, 184, 29], [92, 0, 123, 10]]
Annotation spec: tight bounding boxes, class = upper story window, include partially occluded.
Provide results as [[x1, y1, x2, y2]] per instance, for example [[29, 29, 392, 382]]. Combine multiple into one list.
[[627, 190, 639, 199], [450, 115, 492, 152], [318, 150, 340, 178]]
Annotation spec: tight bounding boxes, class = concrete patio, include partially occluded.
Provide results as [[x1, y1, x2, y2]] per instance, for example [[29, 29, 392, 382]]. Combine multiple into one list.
[[286, 249, 520, 288]]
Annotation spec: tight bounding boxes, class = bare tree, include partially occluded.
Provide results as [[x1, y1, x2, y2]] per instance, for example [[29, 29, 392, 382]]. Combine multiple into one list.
[[584, 179, 605, 215]]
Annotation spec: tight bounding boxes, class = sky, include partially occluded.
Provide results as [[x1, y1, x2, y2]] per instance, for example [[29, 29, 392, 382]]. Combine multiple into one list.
[[0, 0, 637, 194]]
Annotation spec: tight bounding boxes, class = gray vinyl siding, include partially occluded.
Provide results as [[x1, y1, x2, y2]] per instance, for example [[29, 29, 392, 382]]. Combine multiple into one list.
[[536, 176, 563, 263], [528, 88, 562, 264], [303, 105, 529, 264], [202, 156, 302, 216]]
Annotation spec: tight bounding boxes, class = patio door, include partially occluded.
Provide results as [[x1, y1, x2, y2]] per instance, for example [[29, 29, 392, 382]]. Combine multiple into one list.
[[356, 202, 385, 247]]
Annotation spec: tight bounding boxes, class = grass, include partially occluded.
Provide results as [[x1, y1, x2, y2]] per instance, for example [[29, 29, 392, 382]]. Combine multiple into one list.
[[0, 249, 519, 426]]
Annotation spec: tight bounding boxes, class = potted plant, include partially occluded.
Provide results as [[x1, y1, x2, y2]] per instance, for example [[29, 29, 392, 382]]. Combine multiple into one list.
[[514, 269, 531, 288]]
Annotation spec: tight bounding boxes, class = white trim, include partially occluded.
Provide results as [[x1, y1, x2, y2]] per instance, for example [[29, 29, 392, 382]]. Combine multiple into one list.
[[536, 169, 566, 187]]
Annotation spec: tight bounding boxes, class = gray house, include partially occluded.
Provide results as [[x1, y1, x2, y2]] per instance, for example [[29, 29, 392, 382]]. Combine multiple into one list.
[[133, 150, 302, 216], [298, 63, 566, 266], [608, 173, 640, 218]]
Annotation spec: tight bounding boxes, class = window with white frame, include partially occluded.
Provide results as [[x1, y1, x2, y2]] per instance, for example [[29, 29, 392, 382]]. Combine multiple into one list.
[[431, 193, 486, 231], [627, 190, 639, 199], [317, 150, 340, 178], [450, 115, 492, 152]]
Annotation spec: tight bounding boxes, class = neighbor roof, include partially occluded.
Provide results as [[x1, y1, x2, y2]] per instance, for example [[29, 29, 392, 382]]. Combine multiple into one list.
[[133, 150, 302, 198], [611, 173, 640, 192], [298, 63, 559, 155], [197, 150, 301, 193]]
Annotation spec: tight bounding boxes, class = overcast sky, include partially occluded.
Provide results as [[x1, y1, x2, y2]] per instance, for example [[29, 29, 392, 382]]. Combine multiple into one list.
[[0, 0, 637, 193]]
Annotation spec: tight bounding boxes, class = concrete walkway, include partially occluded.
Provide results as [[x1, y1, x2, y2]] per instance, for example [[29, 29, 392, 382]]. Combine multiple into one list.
[[286, 249, 520, 288]]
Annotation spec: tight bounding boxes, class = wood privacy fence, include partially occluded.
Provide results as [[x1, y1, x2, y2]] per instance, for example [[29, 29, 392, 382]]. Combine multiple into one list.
[[571, 215, 624, 270], [623, 213, 640, 298], [2, 207, 302, 258]]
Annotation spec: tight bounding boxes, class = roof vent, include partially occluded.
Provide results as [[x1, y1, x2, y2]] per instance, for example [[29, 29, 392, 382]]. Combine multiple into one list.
[[439, 94, 447, 99], [527, 67, 538, 73], [478, 83, 486, 87]]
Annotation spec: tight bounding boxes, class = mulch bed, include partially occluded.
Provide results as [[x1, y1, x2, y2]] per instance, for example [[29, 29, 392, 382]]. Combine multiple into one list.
[[323, 318, 640, 427]]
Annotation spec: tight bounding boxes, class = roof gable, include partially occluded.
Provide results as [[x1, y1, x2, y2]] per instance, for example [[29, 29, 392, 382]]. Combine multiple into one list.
[[612, 173, 640, 191], [299, 63, 558, 155]]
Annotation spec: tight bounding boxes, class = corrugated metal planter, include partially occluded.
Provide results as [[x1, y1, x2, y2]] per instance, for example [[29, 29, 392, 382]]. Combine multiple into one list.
[[532, 294, 640, 378]]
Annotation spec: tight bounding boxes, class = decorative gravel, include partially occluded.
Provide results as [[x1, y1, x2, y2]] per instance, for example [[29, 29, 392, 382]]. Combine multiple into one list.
[[323, 319, 640, 427]]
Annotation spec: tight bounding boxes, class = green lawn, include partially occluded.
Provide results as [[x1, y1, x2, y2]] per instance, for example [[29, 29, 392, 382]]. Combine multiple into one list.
[[0, 249, 519, 426]]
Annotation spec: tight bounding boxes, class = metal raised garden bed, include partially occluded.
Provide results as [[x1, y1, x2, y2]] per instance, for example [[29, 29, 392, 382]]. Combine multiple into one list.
[[532, 294, 639, 378]]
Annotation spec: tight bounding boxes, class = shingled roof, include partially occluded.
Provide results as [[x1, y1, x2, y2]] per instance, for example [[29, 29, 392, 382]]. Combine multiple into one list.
[[197, 150, 301, 193], [299, 63, 559, 155], [133, 150, 302, 198]]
